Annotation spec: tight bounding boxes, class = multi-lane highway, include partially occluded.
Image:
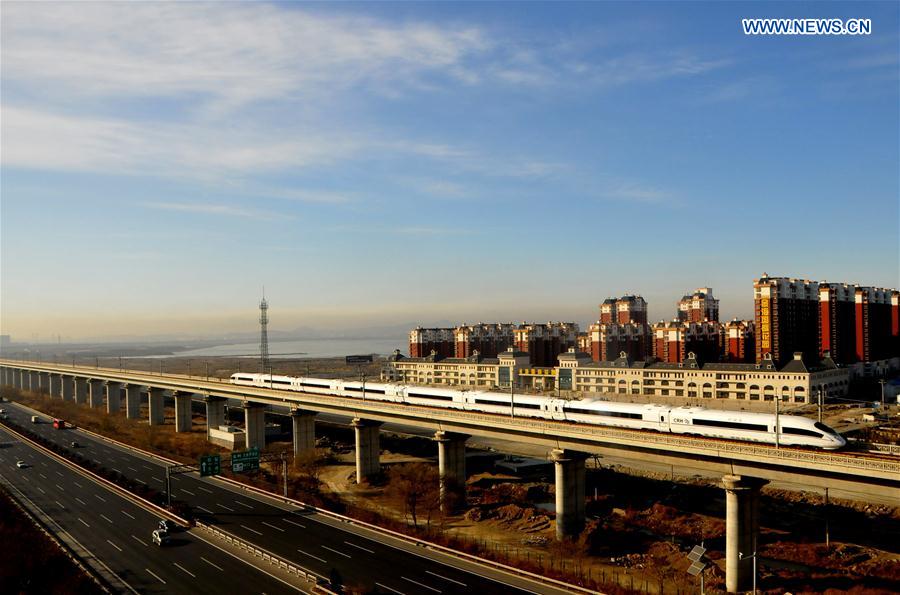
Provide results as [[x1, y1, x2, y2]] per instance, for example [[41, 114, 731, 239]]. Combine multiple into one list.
[[0, 401, 575, 595], [0, 423, 301, 593]]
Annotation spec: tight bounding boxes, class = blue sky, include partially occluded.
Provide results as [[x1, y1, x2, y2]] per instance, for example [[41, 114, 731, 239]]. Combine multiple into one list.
[[1, 1, 898, 341]]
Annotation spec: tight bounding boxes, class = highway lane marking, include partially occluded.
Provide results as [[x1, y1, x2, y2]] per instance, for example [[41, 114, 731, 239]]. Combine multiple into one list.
[[197, 486, 213, 494], [283, 519, 305, 529], [321, 545, 351, 559], [131, 534, 147, 546], [21, 476, 29, 482], [173, 562, 196, 578], [94, 459, 102, 465], [39, 473, 47, 479], [40, 461, 48, 467], [101, 514, 114, 523], [375, 583, 406, 595], [425, 571, 467, 587], [145, 568, 166, 584], [151, 477, 163, 483], [121, 510, 136, 519], [75, 497, 87, 506], [127, 466, 138, 472], [235, 500, 253, 509], [112, 468, 122, 474], [196, 505, 214, 514], [180, 488, 196, 496], [261, 521, 285, 532], [55, 484, 64, 490], [37, 487, 46, 494], [55, 500, 66, 510], [402, 576, 441, 593], [240, 524, 263, 536], [73, 481, 83, 488], [217, 503, 235, 512], [94, 494, 106, 502], [344, 541, 375, 554], [141, 465, 153, 471], [106, 539, 123, 552], [78, 518, 90, 527], [201, 557, 224, 571], [54, 471, 63, 477], [296, 548, 327, 563]]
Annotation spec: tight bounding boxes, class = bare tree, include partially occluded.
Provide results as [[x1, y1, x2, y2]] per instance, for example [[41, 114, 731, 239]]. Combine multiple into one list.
[[386, 462, 441, 529]]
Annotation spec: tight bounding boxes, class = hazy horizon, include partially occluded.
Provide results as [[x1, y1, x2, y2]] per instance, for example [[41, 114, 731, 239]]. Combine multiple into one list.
[[2, 2, 897, 342]]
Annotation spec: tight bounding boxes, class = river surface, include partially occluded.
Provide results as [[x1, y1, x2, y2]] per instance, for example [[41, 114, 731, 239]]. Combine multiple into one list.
[[168, 337, 406, 359]]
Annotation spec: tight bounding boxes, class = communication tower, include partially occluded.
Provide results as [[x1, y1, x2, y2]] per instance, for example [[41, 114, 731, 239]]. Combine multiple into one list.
[[259, 290, 271, 374]]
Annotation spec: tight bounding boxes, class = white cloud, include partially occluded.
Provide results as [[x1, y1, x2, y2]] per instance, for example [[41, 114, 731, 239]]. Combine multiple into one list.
[[143, 201, 283, 220], [0, 3, 490, 112]]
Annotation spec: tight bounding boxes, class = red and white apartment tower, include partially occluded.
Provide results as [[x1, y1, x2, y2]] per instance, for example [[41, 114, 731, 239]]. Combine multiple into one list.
[[677, 288, 720, 322]]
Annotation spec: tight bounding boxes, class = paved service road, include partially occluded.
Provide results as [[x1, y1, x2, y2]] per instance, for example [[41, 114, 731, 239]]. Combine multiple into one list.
[[0, 425, 301, 594], [1, 402, 571, 595]]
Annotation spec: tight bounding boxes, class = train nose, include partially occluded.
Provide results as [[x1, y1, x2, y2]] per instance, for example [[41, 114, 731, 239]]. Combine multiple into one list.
[[832, 434, 847, 448]]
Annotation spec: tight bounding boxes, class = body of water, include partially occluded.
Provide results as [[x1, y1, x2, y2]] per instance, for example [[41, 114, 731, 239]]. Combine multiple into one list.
[[171, 337, 406, 359]]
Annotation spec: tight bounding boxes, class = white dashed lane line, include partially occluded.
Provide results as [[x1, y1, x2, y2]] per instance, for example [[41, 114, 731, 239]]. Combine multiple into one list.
[[297, 548, 327, 563], [344, 541, 375, 554], [321, 545, 351, 559], [402, 576, 441, 593], [425, 571, 467, 587]]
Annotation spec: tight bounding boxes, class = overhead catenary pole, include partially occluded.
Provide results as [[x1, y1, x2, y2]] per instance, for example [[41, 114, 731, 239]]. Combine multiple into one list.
[[774, 393, 781, 449]]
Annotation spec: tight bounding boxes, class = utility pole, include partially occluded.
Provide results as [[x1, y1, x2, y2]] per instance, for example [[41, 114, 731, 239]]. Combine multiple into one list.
[[281, 452, 288, 497], [818, 387, 823, 423], [119, 356, 123, 371], [361, 372, 366, 401], [824, 487, 830, 548], [510, 369, 515, 418], [206, 361, 209, 381], [879, 379, 886, 410], [774, 394, 780, 448]]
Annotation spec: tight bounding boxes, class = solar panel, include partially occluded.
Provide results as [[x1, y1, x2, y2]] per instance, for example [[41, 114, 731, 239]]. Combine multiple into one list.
[[687, 560, 708, 576], [687, 545, 707, 562]]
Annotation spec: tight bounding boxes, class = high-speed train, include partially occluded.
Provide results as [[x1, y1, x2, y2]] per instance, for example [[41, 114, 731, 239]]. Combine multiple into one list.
[[230, 373, 846, 450]]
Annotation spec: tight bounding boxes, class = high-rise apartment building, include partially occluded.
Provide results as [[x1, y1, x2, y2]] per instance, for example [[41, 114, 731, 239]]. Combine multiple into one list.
[[588, 322, 650, 362], [600, 295, 648, 324], [454, 323, 515, 358], [409, 327, 455, 358], [854, 287, 894, 363], [513, 322, 579, 367], [722, 319, 755, 363], [677, 287, 719, 322], [818, 283, 857, 364], [754, 275, 820, 366], [651, 319, 720, 364]]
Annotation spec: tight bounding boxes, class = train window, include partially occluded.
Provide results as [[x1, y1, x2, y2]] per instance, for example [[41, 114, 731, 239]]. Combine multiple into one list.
[[409, 393, 453, 401], [474, 398, 508, 406], [782, 427, 823, 438], [565, 407, 642, 419], [692, 418, 767, 432], [813, 422, 834, 434], [510, 402, 540, 410]]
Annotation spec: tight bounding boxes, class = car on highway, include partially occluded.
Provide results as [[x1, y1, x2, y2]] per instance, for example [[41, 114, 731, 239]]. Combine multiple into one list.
[[0, 408, 5, 414], [70, 441, 80, 448], [158, 519, 176, 532], [151, 529, 170, 546], [15, 460, 27, 468]]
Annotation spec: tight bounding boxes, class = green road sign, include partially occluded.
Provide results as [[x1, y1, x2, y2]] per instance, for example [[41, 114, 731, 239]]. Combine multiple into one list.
[[231, 447, 260, 473], [200, 454, 221, 477]]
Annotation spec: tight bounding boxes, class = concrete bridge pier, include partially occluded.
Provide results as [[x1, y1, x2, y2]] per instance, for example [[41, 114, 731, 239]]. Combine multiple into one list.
[[0, 367, 7, 386], [550, 448, 588, 540], [62, 376, 75, 401], [13, 369, 22, 389], [106, 382, 122, 413], [48, 373, 61, 398], [124, 384, 142, 419], [74, 377, 87, 404], [29, 371, 40, 392], [291, 409, 317, 457], [351, 418, 382, 484], [243, 402, 266, 449], [174, 392, 193, 432], [41, 372, 52, 394], [434, 431, 469, 510], [88, 379, 105, 408], [204, 396, 226, 437], [148, 388, 166, 426], [723, 474, 769, 593]]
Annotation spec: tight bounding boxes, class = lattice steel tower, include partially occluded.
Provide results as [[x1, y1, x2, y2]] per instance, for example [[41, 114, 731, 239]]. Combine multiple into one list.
[[259, 290, 271, 374]]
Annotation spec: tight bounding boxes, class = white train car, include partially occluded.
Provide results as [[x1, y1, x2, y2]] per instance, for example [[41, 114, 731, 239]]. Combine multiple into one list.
[[229, 373, 846, 450]]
